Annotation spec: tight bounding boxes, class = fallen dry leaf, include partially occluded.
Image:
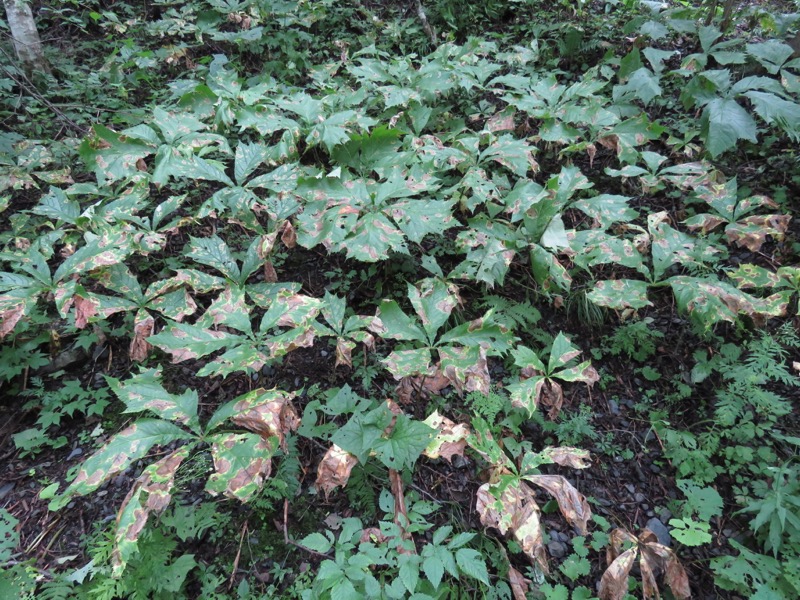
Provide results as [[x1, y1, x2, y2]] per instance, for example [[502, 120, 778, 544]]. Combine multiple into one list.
[[541, 447, 592, 469], [316, 444, 358, 499]]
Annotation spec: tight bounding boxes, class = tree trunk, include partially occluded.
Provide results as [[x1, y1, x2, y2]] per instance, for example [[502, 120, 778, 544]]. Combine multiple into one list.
[[3, 0, 49, 74]]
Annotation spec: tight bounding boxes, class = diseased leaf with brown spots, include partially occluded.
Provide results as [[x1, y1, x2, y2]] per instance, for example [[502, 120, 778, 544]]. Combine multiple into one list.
[[440, 345, 490, 395], [148, 321, 239, 363], [112, 445, 191, 575], [422, 411, 469, 462], [49, 420, 193, 511], [395, 368, 451, 404], [229, 389, 299, 450], [205, 432, 277, 501], [316, 444, 359, 499], [526, 474, 591, 535], [725, 214, 791, 252], [540, 447, 591, 469], [108, 368, 200, 431]]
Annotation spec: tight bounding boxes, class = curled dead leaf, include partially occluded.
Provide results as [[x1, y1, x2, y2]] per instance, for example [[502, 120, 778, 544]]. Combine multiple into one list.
[[598, 547, 638, 600], [129, 312, 154, 362], [508, 565, 531, 600], [526, 474, 591, 535]]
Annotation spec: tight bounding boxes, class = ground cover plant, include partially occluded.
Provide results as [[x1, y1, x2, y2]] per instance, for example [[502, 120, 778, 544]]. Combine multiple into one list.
[[0, 0, 799, 598]]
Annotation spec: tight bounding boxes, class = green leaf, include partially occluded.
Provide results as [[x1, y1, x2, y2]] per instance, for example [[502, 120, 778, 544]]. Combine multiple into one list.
[[205, 432, 277, 501], [398, 554, 421, 593], [234, 141, 267, 185], [108, 369, 200, 433], [332, 405, 394, 463], [421, 548, 445, 589], [701, 98, 758, 157], [746, 40, 794, 74], [455, 548, 489, 586], [743, 91, 800, 140], [50, 420, 194, 509], [392, 199, 456, 244], [572, 194, 637, 229], [373, 414, 434, 470], [300, 532, 334, 554]]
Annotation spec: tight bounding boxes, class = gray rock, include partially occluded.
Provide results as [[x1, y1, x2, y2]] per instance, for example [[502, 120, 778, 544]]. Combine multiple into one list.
[[659, 509, 673, 523], [608, 399, 620, 415], [0, 482, 15, 501], [634, 493, 646, 504], [649, 464, 661, 474], [547, 540, 568, 559], [625, 484, 635, 494], [645, 517, 671, 547]]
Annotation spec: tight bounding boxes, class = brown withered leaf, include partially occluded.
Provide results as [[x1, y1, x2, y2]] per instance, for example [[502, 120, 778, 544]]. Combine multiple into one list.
[[263, 260, 278, 283], [508, 566, 531, 600], [597, 134, 620, 154], [394, 368, 451, 404], [334, 337, 355, 368], [0, 303, 26, 338], [641, 541, 691, 600], [526, 474, 591, 535], [281, 220, 297, 248], [316, 444, 358, 499], [540, 447, 591, 469], [476, 481, 548, 572], [540, 380, 564, 420], [129, 311, 154, 362], [258, 231, 279, 258], [389, 469, 414, 548], [598, 547, 638, 600], [360, 527, 389, 544], [422, 411, 469, 462], [73, 294, 99, 329]]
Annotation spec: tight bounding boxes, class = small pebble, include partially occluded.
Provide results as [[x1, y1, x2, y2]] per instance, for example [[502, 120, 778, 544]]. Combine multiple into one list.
[[645, 517, 671, 547], [649, 464, 661, 474], [614, 456, 624, 463], [320, 350, 328, 357], [634, 493, 646, 503], [608, 400, 620, 415], [625, 484, 635, 494], [547, 541, 567, 559]]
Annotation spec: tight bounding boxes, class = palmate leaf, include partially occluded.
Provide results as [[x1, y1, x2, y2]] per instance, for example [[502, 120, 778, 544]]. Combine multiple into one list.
[[408, 278, 458, 339], [205, 432, 278, 501], [372, 414, 434, 470], [700, 98, 758, 157], [371, 299, 426, 341], [390, 198, 456, 244], [452, 227, 517, 288], [49, 420, 194, 511], [332, 405, 395, 464], [108, 369, 200, 433], [112, 445, 192, 575]]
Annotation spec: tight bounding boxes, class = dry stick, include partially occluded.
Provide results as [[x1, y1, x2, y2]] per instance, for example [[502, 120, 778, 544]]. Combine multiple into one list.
[[228, 520, 248, 591], [414, 0, 437, 46]]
